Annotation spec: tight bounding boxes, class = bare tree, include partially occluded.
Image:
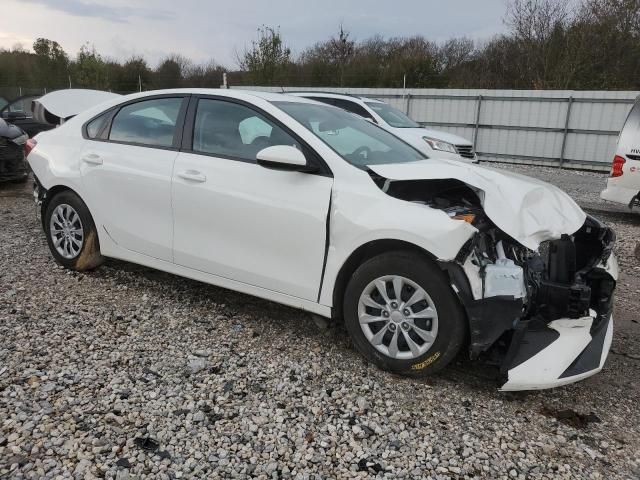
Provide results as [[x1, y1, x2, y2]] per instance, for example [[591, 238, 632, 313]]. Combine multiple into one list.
[[504, 0, 573, 88]]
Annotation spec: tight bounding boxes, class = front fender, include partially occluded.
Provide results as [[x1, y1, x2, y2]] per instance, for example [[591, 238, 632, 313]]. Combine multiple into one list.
[[318, 185, 477, 307]]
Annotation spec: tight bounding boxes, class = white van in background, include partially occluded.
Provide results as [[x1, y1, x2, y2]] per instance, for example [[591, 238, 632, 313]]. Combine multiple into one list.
[[601, 96, 640, 209]]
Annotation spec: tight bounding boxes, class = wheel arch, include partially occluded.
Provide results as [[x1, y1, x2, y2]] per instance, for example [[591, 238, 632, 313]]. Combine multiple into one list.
[[40, 184, 82, 226], [330, 239, 438, 321]]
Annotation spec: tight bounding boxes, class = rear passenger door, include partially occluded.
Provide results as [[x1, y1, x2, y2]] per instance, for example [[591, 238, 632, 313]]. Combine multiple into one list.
[[171, 96, 333, 301], [80, 95, 188, 261]]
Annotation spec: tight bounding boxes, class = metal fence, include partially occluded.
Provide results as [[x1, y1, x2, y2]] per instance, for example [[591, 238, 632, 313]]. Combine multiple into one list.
[[234, 86, 640, 172]]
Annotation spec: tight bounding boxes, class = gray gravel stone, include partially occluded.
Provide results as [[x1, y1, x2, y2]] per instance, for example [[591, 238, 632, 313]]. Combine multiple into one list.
[[0, 170, 639, 479]]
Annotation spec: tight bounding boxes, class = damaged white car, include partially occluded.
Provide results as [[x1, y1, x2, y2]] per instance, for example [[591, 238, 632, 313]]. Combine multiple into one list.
[[27, 89, 617, 391]]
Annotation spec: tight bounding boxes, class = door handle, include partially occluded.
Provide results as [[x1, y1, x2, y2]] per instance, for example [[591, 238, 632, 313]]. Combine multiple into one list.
[[82, 153, 103, 165], [177, 170, 207, 182]]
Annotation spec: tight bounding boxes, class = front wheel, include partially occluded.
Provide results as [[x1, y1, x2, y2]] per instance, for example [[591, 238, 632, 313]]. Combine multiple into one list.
[[343, 251, 466, 376], [44, 190, 104, 271]]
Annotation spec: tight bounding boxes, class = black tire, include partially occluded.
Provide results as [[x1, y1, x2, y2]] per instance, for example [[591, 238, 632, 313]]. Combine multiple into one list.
[[343, 251, 466, 376], [44, 190, 104, 271]]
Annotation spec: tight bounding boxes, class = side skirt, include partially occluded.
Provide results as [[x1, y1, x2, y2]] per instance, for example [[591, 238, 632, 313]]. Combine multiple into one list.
[[99, 238, 332, 318]]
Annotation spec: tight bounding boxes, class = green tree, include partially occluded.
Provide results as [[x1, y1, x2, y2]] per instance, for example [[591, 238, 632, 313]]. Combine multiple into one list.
[[153, 54, 189, 89], [33, 38, 69, 88], [73, 43, 108, 89], [238, 26, 291, 85]]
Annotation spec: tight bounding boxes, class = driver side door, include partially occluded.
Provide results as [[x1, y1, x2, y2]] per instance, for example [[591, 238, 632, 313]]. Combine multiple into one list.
[[172, 97, 333, 302]]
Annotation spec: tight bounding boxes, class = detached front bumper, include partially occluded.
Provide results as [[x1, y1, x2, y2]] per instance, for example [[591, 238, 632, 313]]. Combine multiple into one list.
[[500, 312, 613, 391], [500, 250, 618, 391]]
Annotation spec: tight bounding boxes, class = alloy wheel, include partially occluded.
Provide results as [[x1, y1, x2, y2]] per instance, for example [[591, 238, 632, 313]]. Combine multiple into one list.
[[49, 204, 84, 259]]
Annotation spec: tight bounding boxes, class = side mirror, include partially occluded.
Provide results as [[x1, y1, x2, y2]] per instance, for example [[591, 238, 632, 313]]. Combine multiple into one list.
[[256, 145, 312, 172]]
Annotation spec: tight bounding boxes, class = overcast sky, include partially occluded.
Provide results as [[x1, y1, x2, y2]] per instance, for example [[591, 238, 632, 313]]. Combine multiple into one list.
[[2, 0, 509, 67]]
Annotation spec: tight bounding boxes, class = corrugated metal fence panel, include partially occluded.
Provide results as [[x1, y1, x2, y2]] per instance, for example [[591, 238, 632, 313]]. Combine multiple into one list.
[[233, 86, 639, 171]]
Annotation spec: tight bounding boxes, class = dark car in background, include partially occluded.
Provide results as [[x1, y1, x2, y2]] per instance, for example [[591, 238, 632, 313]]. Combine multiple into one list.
[[0, 118, 29, 183], [0, 95, 53, 183], [0, 95, 54, 138]]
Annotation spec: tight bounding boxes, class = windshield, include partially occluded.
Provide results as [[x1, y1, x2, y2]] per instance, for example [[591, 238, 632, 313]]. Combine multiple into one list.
[[365, 102, 419, 128], [274, 101, 425, 168]]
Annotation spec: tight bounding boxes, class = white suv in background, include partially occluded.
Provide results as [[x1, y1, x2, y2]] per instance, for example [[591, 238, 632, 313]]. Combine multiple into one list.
[[601, 96, 640, 210], [292, 92, 478, 163]]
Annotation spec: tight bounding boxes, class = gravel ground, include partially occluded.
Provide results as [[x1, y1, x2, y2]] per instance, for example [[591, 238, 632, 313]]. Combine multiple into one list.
[[1, 164, 639, 480]]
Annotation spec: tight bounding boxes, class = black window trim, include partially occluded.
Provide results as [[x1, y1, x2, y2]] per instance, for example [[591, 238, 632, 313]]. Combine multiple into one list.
[[181, 94, 333, 177], [332, 98, 376, 122], [82, 94, 190, 152], [301, 95, 378, 124]]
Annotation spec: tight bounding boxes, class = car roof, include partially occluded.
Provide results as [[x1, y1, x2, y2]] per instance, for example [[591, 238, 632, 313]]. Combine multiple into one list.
[[288, 91, 385, 104], [116, 88, 320, 105]]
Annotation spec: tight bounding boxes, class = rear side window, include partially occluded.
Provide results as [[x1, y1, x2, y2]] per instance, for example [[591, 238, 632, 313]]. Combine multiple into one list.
[[109, 97, 183, 147], [193, 99, 299, 161]]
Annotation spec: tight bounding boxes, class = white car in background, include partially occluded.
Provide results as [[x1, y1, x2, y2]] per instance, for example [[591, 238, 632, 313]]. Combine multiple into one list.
[[291, 92, 477, 163], [28, 89, 617, 391], [601, 96, 640, 209]]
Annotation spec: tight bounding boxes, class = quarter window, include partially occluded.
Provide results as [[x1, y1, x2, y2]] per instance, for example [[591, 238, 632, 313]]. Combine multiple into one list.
[[86, 112, 111, 139], [109, 97, 183, 147], [193, 99, 299, 161]]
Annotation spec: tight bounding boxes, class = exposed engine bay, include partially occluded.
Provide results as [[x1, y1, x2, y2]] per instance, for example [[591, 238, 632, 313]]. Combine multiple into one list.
[[370, 172, 617, 389]]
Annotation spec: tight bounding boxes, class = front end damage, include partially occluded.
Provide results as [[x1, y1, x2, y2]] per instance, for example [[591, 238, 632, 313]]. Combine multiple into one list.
[[448, 214, 617, 391], [371, 169, 617, 391]]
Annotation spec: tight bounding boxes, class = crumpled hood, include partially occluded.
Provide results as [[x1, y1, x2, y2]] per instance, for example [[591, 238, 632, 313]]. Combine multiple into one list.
[[390, 127, 473, 146], [369, 159, 586, 250]]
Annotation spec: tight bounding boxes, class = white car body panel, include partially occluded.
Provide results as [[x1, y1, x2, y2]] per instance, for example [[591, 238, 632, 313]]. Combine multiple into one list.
[[601, 96, 640, 207], [368, 159, 586, 251], [172, 151, 333, 301], [318, 173, 478, 306], [27, 88, 617, 391], [80, 142, 177, 262]]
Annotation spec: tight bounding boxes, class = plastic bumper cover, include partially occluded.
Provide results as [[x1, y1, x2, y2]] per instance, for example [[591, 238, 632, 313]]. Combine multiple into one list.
[[500, 311, 613, 391]]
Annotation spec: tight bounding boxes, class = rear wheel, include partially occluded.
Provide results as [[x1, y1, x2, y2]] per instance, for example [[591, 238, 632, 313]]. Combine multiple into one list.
[[44, 191, 104, 271], [343, 251, 466, 376]]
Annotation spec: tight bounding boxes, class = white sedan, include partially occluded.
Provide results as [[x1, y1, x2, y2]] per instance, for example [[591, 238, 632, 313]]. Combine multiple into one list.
[[28, 89, 618, 391], [290, 92, 477, 162]]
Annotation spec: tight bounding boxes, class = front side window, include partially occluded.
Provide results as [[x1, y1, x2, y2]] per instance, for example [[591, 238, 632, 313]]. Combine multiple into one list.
[[274, 101, 425, 168], [364, 102, 419, 128], [193, 99, 299, 161], [109, 97, 183, 147]]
